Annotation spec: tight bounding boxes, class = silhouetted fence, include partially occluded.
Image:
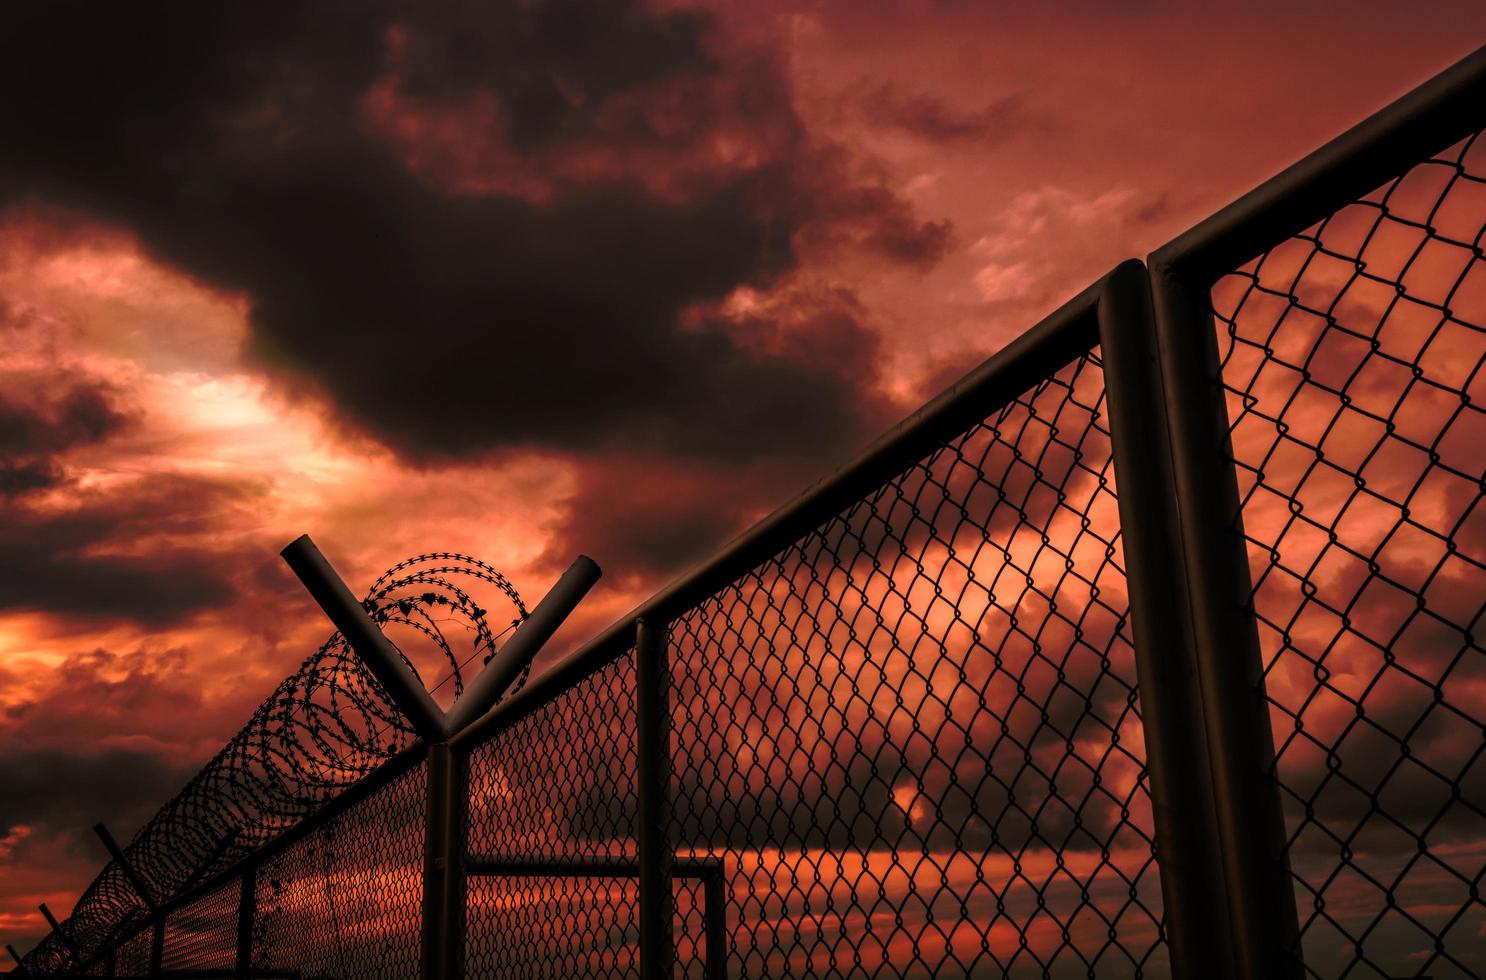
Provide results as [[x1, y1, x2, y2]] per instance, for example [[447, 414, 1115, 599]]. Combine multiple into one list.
[[10, 42, 1485, 980]]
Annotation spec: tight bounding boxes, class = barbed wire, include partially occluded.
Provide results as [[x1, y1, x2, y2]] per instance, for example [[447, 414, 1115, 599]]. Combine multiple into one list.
[[25, 552, 526, 974]]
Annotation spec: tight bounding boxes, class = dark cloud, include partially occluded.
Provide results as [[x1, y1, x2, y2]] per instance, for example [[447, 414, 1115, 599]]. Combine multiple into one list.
[[0, 647, 221, 848], [0, 474, 270, 623], [0, 748, 195, 851], [539, 289, 897, 576], [0, 383, 130, 498], [545, 462, 751, 580], [390, 1, 716, 149], [0, 0, 942, 464]]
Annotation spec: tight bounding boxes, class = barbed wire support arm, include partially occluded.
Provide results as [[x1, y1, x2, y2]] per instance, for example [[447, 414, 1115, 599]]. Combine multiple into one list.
[[93, 823, 158, 914], [281, 534, 450, 741], [443, 555, 602, 734], [34, 907, 75, 964]]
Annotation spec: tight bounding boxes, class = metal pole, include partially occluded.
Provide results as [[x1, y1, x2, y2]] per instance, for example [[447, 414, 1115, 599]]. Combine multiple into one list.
[[281, 535, 449, 741], [93, 824, 158, 913], [234, 864, 255, 980], [443, 749, 468, 980], [1146, 261, 1301, 979], [444, 555, 602, 734], [702, 865, 725, 980], [36, 907, 77, 964], [420, 742, 455, 980], [5, 942, 24, 969], [1096, 260, 1238, 979], [635, 618, 673, 980], [148, 916, 163, 979]]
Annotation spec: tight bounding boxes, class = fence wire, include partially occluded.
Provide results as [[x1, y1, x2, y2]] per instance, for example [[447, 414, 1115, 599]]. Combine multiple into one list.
[[465, 652, 640, 979], [112, 927, 151, 976], [251, 760, 427, 979], [668, 352, 1167, 978], [1212, 128, 1486, 978], [160, 879, 238, 973]]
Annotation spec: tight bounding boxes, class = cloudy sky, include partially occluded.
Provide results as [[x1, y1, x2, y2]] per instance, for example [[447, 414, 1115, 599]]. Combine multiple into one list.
[[2, 0, 1484, 955]]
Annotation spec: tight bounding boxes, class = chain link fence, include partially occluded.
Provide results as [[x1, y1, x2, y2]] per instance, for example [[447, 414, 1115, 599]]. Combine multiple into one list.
[[8, 42, 1484, 980], [1210, 126, 1486, 978], [465, 652, 640, 979], [666, 352, 1166, 978]]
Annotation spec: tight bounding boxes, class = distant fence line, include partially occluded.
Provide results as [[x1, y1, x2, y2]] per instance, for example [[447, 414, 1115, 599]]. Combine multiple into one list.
[[10, 42, 1486, 980]]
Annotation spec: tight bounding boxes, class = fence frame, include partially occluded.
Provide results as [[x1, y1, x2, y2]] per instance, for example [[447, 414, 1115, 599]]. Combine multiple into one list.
[[1146, 41, 1486, 980], [447, 267, 1201, 977]]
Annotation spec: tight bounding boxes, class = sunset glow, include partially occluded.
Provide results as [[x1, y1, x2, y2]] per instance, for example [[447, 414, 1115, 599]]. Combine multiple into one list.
[[2, 2, 1485, 976]]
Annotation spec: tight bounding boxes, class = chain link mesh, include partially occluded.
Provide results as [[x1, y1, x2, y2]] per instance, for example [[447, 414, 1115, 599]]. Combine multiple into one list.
[[1212, 128, 1486, 977], [113, 925, 152, 976], [465, 652, 640, 979], [160, 879, 240, 973], [251, 759, 427, 979], [668, 352, 1168, 978], [467, 875, 639, 979]]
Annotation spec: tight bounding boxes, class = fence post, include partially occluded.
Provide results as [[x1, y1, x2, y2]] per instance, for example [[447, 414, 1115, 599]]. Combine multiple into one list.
[[149, 916, 164, 978], [702, 865, 725, 980], [421, 742, 462, 980], [234, 864, 255, 980], [636, 618, 673, 980], [444, 748, 469, 980], [1096, 260, 1238, 980], [1144, 257, 1301, 979]]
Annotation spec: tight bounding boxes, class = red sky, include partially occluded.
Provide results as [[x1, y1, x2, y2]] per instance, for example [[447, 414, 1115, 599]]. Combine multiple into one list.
[[2, 0, 1484, 960]]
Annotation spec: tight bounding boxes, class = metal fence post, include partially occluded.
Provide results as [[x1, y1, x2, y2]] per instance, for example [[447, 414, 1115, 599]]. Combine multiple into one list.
[[1095, 260, 1239, 980], [636, 618, 674, 980], [148, 915, 164, 978], [702, 865, 725, 980], [421, 742, 459, 980], [444, 748, 469, 980], [36, 907, 76, 968], [1145, 258, 1301, 979], [234, 864, 255, 980]]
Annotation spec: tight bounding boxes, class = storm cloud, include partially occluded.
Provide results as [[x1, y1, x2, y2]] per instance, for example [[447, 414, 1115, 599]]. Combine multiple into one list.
[[0, 0, 939, 465]]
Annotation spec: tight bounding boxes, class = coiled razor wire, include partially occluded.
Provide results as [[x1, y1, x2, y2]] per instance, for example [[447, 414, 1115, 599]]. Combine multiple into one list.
[[28, 553, 526, 974]]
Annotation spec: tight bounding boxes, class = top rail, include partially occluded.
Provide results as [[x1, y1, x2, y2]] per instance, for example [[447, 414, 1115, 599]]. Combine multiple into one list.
[[1153, 42, 1486, 280]]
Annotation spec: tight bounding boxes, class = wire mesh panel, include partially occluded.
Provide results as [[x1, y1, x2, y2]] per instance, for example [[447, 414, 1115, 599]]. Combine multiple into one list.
[[161, 878, 240, 972], [465, 652, 639, 978], [1211, 129, 1486, 978], [114, 924, 152, 975], [669, 351, 1168, 978], [466, 875, 639, 979], [251, 761, 427, 979], [673, 875, 711, 978]]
